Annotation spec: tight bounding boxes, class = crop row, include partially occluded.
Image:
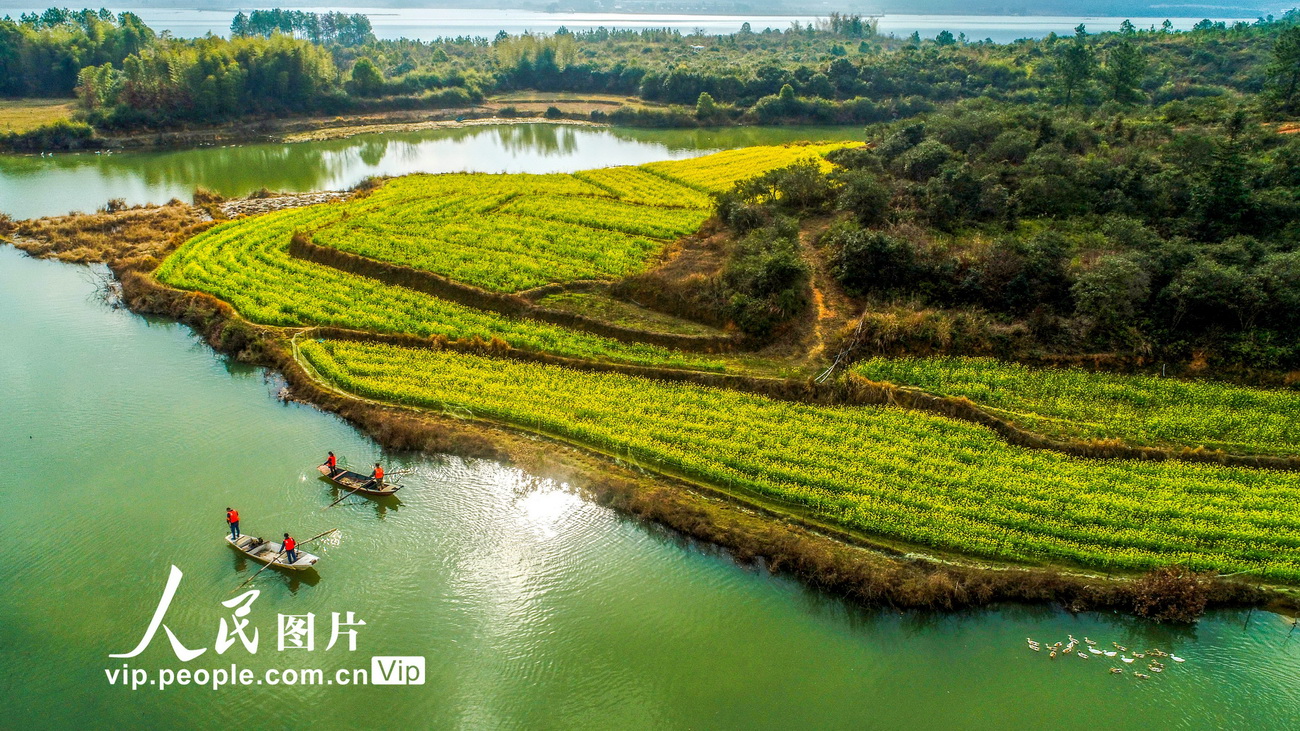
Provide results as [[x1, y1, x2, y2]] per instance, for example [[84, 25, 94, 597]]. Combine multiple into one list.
[[855, 357, 1300, 457], [571, 166, 714, 208], [298, 339, 1300, 581], [642, 142, 850, 192], [155, 206, 723, 370], [496, 194, 709, 240]]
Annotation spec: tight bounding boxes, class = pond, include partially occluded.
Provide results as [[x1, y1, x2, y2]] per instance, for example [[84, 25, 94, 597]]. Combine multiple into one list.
[[0, 123, 863, 219]]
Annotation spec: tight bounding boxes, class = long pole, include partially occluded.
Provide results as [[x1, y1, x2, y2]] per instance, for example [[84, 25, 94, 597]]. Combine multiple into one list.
[[322, 480, 372, 510], [232, 528, 338, 591]]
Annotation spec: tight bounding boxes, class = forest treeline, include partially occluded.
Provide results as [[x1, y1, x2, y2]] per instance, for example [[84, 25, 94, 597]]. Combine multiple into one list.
[[715, 102, 1300, 368], [1, 7, 1299, 141]]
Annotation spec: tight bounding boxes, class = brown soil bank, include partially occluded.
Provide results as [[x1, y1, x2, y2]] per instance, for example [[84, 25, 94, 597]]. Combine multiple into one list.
[[103, 255, 1298, 621]]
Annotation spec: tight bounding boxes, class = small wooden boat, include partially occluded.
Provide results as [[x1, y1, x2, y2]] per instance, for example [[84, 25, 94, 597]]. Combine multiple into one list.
[[317, 464, 402, 496], [226, 534, 319, 570]]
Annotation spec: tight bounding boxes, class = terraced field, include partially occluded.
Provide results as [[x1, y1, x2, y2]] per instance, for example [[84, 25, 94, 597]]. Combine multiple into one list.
[[300, 339, 1300, 581], [155, 205, 722, 369], [156, 143, 854, 368], [856, 357, 1300, 457], [303, 143, 851, 292]]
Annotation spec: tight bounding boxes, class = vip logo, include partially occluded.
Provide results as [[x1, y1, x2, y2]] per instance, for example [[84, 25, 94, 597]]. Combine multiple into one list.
[[371, 656, 426, 685]]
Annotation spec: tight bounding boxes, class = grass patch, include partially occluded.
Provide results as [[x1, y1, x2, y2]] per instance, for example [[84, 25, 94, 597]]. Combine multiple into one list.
[[0, 98, 77, 134]]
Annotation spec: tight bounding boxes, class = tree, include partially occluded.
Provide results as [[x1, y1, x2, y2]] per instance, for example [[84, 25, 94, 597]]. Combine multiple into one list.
[[1053, 24, 1095, 106], [1102, 39, 1145, 103], [823, 222, 918, 295], [935, 30, 956, 46], [1119, 19, 1136, 35], [833, 169, 891, 226], [75, 63, 120, 110], [230, 12, 250, 37], [1071, 253, 1150, 344], [1267, 26, 1300, 113], [722, 222, 810, 337], [347, 56, 384, 96], [1164, 257, 1263, 329], [695, 91, 717, 120]]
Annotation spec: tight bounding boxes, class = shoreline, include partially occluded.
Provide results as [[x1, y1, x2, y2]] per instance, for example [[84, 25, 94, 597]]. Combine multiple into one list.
[[2, 234, 1294, 618], [1, 107, 622, 155], [95, 110, 610, 152]]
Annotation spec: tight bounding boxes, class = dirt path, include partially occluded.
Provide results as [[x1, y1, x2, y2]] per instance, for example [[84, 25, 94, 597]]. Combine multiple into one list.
[[793, 219, 858, 367]]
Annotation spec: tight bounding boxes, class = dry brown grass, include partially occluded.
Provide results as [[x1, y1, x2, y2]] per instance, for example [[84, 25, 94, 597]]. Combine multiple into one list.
[[0, 98, 77, 134], [8, 202, 211, 264]]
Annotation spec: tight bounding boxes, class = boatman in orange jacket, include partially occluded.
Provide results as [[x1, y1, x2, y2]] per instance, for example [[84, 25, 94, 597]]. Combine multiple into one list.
[[366, 462, 385, 490], [226, 507, 240, 540], [323, 451, 339, 477], [283, 533, 297, 564]]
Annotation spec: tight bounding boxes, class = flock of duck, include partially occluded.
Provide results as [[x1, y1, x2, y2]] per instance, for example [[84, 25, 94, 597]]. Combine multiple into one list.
[[1027, 635, 1186, 679]]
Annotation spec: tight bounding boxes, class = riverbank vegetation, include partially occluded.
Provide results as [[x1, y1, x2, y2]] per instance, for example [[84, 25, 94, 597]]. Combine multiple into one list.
[[2, 8, 1300, 146]]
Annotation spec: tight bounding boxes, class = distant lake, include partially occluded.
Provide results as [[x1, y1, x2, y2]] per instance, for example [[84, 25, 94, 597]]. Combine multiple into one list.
[[0, 7, 1260, 42]]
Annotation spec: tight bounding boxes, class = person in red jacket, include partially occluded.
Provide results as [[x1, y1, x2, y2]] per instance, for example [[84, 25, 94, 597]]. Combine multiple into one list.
[[226, 507, 240, 540], [323, 451, 339, 477], [283, 533, 297, 564], [366, 462, 385, 490]]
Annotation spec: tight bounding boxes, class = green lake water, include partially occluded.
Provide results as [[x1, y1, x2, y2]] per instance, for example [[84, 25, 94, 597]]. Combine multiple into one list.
[[0, 123, 864, 220], [2, 242, 1300, 729]]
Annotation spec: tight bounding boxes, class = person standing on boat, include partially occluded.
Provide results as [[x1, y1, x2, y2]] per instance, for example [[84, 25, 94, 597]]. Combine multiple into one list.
[[226, 507, 241, 540], [283, 533, 298, 564], [323, 451, 340, 477], [366, 462, 385, 490]]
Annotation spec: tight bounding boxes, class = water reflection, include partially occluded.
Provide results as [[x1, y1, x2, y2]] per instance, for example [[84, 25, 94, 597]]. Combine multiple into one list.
[[0, 123, 863, 219]]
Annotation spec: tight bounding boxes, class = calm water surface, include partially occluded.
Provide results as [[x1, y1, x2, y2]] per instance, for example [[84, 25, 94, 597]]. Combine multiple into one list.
[[0, 123, 862, 219], [2, 244, 1300, 728]]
